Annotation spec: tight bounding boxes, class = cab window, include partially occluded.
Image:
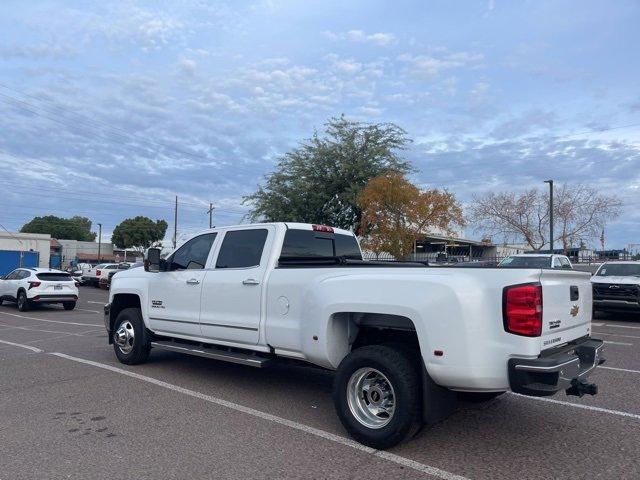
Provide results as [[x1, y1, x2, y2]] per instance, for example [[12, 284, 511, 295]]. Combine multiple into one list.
[[168, 233, 217, 271], [216, 229, 268, 269]]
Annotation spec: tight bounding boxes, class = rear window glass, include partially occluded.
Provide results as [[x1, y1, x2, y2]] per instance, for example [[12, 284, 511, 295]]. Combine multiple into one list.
[[281, 230, 362, 260], [36, 273, 73, 281], [499, 256, 550, 268]]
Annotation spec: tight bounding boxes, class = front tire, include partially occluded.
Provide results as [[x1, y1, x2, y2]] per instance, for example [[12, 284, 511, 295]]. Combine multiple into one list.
[[112, 308, 150, 365], [17, 291, 29, 312], [333, 345, 421, 449], [63, 302, 76, 311]]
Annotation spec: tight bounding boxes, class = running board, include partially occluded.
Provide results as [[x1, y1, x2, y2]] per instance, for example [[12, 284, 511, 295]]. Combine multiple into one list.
[[150, 341, 271, 368]]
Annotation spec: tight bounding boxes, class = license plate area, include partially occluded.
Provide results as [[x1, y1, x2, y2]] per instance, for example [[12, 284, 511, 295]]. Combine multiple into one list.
[[54, 285, 63, 290]]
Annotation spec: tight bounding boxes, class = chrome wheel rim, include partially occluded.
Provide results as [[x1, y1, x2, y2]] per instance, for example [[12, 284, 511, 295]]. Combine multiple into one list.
[[347, 367, 396, 429], [114, 320, 135, 354]]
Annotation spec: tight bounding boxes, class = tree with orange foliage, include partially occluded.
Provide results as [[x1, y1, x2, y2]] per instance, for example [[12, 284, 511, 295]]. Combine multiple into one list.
[[357, 173, 465, 260]]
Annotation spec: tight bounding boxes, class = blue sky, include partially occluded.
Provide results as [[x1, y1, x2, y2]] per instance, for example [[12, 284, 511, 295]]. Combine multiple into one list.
[[0, 0, 638, 248]]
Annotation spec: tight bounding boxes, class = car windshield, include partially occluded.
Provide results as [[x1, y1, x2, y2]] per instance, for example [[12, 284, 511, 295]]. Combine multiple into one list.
[[596, 264, 640, 277], [499, 256, 551, 268]]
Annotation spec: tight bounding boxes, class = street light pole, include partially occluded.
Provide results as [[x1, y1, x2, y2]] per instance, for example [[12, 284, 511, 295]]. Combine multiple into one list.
[[97, 223, 102, 262], [544, 180, 554, 253]]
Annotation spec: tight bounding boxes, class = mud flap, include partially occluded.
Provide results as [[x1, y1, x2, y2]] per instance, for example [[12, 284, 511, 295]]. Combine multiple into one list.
[[421, 363, 458, 425]]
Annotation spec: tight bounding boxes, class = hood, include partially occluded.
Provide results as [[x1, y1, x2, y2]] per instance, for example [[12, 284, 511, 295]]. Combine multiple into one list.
[[591, 275, 640, 285], [110, 266, 146, 280]]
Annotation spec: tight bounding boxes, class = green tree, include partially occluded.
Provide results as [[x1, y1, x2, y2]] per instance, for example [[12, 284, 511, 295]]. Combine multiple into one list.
[[244, 116, 412, 232], [111, 216, 168, 252], [20, 215, 96, 241]]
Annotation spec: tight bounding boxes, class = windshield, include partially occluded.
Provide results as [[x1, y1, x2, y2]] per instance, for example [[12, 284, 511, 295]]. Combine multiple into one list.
[[499, 256, 551, 268], [596, 264, 640, 277]]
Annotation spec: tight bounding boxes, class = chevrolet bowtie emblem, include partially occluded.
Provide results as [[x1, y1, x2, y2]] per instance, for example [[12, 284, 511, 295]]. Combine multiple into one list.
[[570, 305, 579, 317]]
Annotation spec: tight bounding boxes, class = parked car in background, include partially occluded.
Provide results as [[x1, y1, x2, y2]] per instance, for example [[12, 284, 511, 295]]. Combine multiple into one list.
[[498, 254, 573, 269], [84, 263, 129, 288], [99, 263, 136, 289], [591, 261, 640, 316], [0, 268, 79, 311]]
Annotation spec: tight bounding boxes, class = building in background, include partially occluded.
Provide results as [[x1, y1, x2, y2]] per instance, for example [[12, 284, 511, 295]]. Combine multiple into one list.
[[0, 231, 51, 274]]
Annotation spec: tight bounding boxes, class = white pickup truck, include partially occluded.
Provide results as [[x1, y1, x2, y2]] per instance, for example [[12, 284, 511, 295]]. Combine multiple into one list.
[[104, 223, 604, 448]]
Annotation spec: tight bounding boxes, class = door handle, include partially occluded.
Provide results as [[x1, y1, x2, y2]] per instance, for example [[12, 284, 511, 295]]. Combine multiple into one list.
[[186, 278, 200, 285], [242, 278, 259, 285]]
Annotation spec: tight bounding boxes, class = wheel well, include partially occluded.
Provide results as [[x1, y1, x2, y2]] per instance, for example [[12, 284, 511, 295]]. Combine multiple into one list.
[[17, 287, 26, 297], [110, 294, 141, 332], [345, 312, 421, 352]]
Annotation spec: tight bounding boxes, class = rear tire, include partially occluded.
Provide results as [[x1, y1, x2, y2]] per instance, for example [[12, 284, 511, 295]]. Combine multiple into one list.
[[63, 302, 76, 311], [17, 291, 29, 312], [333, 345, 421, 449], [112, 308, 150, 365]]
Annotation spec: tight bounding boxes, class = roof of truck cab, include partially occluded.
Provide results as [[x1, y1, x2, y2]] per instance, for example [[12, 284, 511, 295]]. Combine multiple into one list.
[[194, 222, 355, 237]]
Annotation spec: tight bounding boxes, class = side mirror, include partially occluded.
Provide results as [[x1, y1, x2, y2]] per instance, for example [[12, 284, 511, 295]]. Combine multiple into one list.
[[145, 248, 161, 272]]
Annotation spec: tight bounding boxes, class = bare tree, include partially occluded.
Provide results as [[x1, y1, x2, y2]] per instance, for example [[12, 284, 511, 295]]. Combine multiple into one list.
[[554, 184, 622, 252], [469, 189, 548, 250], [469, 184, 621, 252]]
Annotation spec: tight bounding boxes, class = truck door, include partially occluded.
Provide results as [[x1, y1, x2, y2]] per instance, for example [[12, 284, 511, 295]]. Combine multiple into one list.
[[147, 233, 217, 337], [199, 226, 273, 345]]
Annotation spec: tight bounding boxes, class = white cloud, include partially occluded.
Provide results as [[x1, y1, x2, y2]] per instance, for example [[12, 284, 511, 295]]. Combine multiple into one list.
[[179, 57, 198, 75], [398, 51, 484, 76], [324, 29, 397, 46]]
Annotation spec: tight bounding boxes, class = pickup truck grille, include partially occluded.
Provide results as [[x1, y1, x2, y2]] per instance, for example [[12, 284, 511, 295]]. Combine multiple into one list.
[[592, 283, 640, 301]]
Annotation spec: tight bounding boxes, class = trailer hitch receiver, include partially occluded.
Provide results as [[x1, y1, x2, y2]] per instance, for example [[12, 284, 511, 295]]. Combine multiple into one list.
[[566, 378, 598, 397]]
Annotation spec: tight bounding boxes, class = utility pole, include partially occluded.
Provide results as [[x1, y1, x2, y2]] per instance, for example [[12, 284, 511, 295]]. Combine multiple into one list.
[[173, 196, 178, 249], [207, 203, 215, 229], [97, 223, 102, 262], [544, 180, 554, 253]]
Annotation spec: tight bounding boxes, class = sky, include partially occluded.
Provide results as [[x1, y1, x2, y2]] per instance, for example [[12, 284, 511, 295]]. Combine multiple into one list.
[[0, 0, 639, 249]]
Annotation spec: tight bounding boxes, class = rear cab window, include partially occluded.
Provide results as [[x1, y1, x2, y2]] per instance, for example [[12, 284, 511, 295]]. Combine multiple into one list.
[[280, 228, 362, 260]]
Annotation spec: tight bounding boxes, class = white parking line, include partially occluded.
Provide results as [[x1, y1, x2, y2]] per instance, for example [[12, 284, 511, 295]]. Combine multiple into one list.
[[86, 301, 105, 305], [75, 308, 101, 314], [593, 331, 640, 340], [602, 323, 640, 330], [0, 338, 43, 353], [591, 322, 605, 326], [50, 352, 469, 480], [600, 366, 640, 374], [603, 341, 633, 346], [0, 311, 102, 327], [0, 322, 88, 337], [509, 393, 640, 420]]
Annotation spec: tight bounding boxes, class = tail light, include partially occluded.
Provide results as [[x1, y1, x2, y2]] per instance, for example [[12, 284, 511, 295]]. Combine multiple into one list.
[[96, 269, 101, 276], [28, 281, 41, 290], [503, 283, 543, 337]]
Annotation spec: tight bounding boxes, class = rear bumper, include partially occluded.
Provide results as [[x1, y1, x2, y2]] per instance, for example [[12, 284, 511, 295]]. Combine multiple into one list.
[[594, 298, 640, 311], [30, 294, 78, 303], [508, 337, 604, 397]]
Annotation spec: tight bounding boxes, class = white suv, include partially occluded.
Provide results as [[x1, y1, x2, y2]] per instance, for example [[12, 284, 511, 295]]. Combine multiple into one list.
[[0, 268, 79, 311]]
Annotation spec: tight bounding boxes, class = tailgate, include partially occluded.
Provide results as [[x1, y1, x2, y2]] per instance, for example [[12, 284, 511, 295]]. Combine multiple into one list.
[[539, 270, 592, 350]]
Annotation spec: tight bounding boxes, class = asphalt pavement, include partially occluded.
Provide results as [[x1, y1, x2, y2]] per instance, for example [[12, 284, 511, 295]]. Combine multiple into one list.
[[1, 287, 639, 479]]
